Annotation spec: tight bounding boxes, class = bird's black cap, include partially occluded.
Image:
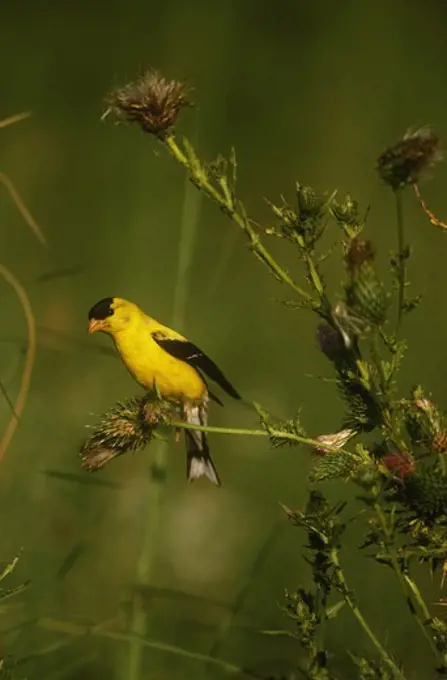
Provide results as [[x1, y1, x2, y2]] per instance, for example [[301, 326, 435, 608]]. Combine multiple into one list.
[[88, 297, 115, 320]]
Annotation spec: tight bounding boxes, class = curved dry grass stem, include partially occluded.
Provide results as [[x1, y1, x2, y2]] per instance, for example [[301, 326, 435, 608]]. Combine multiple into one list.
[[0, 173, 46, 244], [0, 265, 36, 463], [0, 111, 31, 130], [414, 183, 447, 231]]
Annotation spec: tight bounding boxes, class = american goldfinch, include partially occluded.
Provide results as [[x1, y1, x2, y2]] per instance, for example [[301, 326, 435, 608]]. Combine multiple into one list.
[[87, 297, 240, 486]]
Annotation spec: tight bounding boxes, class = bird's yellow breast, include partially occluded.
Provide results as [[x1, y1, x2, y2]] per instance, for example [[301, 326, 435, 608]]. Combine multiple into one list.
[[112, 326, 206, 403]]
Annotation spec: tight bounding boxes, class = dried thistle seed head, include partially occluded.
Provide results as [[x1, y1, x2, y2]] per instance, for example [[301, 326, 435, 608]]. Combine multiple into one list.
[[80, 395, 180, 472], [141, 397, 178, 426], [80, 444, 121, 472], [107, 70, 192, 138], [376, 126, 443, 190], [345, 237, 375, 272], [80, 396, 160, 472]]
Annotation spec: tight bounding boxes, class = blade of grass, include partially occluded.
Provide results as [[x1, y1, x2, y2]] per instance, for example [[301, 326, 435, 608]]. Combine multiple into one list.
[[39, 617, 261, 677], [0, 111, 31, 129], [172, 123, 202, 329], [0, 172, 46, 244], [206, 520, 283, 665], [0, 266, 36, 464], [125, 118, 202, 680], [55, 542, 87, 581], [42, 469, 121, 489]]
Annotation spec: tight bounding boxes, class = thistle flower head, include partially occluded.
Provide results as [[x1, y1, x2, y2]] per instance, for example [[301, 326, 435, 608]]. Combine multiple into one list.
[[382, 452, 416, 479], [107, 70, 192, 138], [376, 126, 442, 190], [345, 237, 375, 273], [80, 395, 178, 471]]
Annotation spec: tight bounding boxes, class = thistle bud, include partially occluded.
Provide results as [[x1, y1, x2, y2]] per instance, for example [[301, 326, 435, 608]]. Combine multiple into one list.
[[296, 183, 326, 219], [402, 466, 447, 520], [345, 245, 388, 327], [331, 195, 366, 237]]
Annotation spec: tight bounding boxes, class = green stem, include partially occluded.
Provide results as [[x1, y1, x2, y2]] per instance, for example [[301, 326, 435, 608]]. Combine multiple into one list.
[[172, 122, 202, 329], [126, 443, 167, 680], [395, 188, 405, 330], [170, 420, 351, 455], [373, 502, 440, 661], [330, 548, 407, 680], [402, 573, 432, 621], [163, 135, 317, 308]]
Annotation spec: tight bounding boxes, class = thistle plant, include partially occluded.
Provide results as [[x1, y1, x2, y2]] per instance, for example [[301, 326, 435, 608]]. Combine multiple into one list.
[[77, 68, 447, 678]]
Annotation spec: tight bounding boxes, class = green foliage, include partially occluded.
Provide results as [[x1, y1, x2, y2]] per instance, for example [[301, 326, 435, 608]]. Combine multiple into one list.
[[256, 402, 307, 449], [401, 464, 447, 521], [308, 450, 363, 483]]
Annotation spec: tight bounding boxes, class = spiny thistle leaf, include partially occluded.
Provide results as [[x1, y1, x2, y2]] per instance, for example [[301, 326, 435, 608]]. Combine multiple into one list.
[[349, 653, 399, 680], [337, 375, 381, 432], [324, 600, 346, 619], [309, 451, 363, 482], [255, 402, 306, 447]]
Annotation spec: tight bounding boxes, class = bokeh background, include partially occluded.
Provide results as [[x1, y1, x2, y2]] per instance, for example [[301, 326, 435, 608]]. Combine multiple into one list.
[[1, 0, 447, 678]]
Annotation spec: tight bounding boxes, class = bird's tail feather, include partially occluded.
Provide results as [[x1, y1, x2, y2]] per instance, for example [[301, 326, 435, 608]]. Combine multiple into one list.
[[184, 400, 221, 487]]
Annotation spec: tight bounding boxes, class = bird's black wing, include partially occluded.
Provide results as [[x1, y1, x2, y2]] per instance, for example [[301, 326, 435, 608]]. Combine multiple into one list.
[[151, 331, 241, 400]]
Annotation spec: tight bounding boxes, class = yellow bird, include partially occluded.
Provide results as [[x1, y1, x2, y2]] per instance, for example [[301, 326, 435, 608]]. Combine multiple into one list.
[[87, 297, 240, 486]]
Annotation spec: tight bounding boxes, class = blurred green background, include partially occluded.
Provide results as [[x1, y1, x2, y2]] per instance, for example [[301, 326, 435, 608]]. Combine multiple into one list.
[[1, 0, 447, 677]]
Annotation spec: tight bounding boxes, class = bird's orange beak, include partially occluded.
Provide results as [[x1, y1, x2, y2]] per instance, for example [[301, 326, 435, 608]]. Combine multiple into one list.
[[88, 319, 105, 334]]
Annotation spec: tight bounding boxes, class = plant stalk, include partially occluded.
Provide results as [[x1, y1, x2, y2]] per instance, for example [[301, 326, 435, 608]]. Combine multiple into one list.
[[330, 548, 407, 680], [395, 188, 405, 329], [373, 502, 441, 662], [163, 135, 317, 308]]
